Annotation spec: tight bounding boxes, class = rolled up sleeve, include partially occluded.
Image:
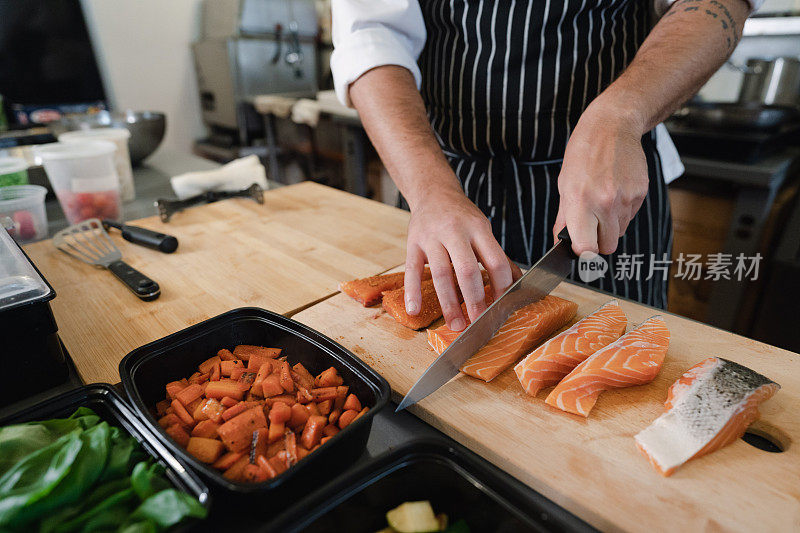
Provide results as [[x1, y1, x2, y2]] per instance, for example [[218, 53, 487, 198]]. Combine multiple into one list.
[[331, 0, 427, 107], [655, 0, 764, 17]]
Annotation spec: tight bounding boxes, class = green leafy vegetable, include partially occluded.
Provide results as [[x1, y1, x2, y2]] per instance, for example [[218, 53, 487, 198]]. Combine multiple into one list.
[[0, 408, 206, 532]]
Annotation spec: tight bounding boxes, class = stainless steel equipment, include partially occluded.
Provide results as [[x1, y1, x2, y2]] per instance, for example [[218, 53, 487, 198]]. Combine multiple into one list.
[[53, 219, 161, 301], [51, 111, 166, 166], [193, 0, 318, 136], [397, 229, 576, 411], [738, 57, 800, 108]]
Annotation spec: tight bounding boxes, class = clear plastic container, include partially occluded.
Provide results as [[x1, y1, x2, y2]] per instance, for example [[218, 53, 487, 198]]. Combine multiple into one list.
[[58, 128, 135, 202], [0, 185, 48, 243], [35, 141, 121, 224], [0, 157, 29, 187]]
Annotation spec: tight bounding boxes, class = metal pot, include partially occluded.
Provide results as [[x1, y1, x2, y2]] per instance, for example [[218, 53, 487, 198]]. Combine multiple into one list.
[[738, 57, 800, 109]]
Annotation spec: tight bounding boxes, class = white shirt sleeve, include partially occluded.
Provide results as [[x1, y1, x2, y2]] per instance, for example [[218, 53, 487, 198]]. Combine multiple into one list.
[[330, 0, 427, 107], [655, 0, 763, 17]]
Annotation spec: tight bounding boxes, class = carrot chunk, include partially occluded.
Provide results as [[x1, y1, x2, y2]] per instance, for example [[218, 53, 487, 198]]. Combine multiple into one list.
[[223, 455, 250, 481], [269, 401, 291, 424], [222, 401, 259, 421], [278, 361, 294, 393], [212, 451, 244, 470], [310, 387, 338, 402], [289, 403, 310, 430], [315, 367, 343, 388], [317, 399, 333, 416], [261, 374, 283, 397], [176, 383, 204, 406], [199, 355, 221, 374], [220, 359, 244, 377], [217, 407, 268, 452], [171, 399, 195, 427], [165, 424, 191, 447], [217, 348, 236, 361], [300, 415, 327, 449], [338, 409, 358, 429], [187, 437, 224, 463], [342, 394, 362, 412], [191, 419, 220, 439], [165, 380, 186, 400], [205, 380, 245, 401]]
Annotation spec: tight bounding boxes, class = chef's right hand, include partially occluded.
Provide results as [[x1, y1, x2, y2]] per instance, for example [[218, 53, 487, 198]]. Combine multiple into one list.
[[404, 186, 520, 332]]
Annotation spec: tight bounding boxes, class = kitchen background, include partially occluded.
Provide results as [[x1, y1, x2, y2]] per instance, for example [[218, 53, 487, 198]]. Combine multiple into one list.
[[1, 0, 799, 353]]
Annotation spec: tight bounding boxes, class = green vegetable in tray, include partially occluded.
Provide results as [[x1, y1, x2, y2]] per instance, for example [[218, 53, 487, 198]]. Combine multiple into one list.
[[381, 501, 470, 533], [0, 407, 206, 532]]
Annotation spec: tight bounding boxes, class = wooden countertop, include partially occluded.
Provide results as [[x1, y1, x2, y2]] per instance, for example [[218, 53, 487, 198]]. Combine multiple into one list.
[[24, 181, 409, 384], [295, 267, 800, 532]]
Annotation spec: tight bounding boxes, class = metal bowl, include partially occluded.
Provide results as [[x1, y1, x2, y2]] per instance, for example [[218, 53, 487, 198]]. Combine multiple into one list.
[[51, 110, 166, 166]]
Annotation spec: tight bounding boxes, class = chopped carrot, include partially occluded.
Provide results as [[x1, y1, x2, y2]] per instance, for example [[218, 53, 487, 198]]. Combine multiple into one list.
[[292, 363, 315, 390], [217, 407, 268, 452], [217, 348, 236, 361], [315, 367, 343, 388], [199, 355, 221, 374], [317, 399, 333, 416], [338, 409, 358, 429], [268, 420, 285, 443], [284, 431, 298, 465], [155, 400, 171, 417], [248, 351, 274, 371], [220, 359, 244, 377], [176, 383, 204, 406], [328, 409, 342, 425], [310, 387, 338, 402], [307, 403, 321, 417], [265, 394, 296, 407], [300, 415, 327, 449], [200, 398, 225, 423], [220, 396, 238, 408], [223, 455, 250, 481], [171, 399, 195, 427], [296, 446, 310, 460], [322, 424, 339, 438], [222, 401, 259, 421], [278, 361, 294, 393], [212, 451, 244, 470], [165, 424, 191, 447], [261, 374, 283, 397], [230, 365, 247, 381], [321, 436, 332, 445], [165, 380, 186, 400], [234, 345, 281, 361], [333, 386, 349, 410], [242, 463, 267, 483], [187, 437, 224, 463], [296, 387, 313, 404], [191, 419, 220, 439], [185, 398, 203, 417], [269, 402, 291, 424], [270, 451, 289, 475], [257, 455, 278, 479], [158, 413, 183, 429], [354, 407, 369, 421], [206, 381, 244, 401], [289, 403, 310, 430], [342, 394, 362, 412], [210, 361, 221, 382]]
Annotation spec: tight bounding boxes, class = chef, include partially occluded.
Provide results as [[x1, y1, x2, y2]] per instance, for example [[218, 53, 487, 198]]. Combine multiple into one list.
[[330, 0, 756, 331]]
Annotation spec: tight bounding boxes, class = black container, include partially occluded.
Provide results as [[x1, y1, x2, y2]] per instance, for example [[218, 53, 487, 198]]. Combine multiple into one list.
[[0, 234, 70, 407], [119, 307, 391, 500], [266, 439, 595, 533], [0, 383, 211, 524]]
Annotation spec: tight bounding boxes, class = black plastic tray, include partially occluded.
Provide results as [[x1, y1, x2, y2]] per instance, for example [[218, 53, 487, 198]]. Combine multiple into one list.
[[266, 438, 596, 532], [0, 383, 211, 524], [119, 307, 391, 499]]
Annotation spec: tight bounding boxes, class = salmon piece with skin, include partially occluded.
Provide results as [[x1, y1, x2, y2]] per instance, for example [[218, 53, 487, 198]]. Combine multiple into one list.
[[426, 285, 495, 352], [545, 316, 670, 417], [514, 300, 627, 396], [339, 268, 432, 307], [635, 357, 780, 476], [449, 295, 578, 382]]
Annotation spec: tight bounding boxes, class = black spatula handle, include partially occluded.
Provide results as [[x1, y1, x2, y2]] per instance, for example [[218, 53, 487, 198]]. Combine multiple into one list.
[[107, 260, 161, 301]]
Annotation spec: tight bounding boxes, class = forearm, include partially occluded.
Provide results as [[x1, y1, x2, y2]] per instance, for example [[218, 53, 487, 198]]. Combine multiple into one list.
[[589, 0, 750, 134], [348, 65, 462, 209]]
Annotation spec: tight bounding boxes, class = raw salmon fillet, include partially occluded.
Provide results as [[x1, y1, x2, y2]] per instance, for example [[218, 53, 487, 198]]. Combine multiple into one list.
[[383, 271, 491, 330], [514, 300, 627, 396], [443, 295, 578, 382], [545, 316, 670, 417], [635, 357, 780, 476], [339, 268, 432, 306], [427, 285, 495, 352]]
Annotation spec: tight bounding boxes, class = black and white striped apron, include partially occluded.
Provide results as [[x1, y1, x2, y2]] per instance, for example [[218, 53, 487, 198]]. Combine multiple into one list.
[[417, 0, 673, 309]]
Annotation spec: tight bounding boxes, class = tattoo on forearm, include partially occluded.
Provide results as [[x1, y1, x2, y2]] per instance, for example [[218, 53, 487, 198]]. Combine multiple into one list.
[[663, 0, 741, 52]]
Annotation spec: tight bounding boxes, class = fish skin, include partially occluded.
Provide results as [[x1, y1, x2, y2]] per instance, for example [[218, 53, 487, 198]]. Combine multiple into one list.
[[635, 357, 780, 476], [514, 300, 627, 396], [545, 316, 670, 417], [446, 295, 578, 382], [340, 268, 432, 307]]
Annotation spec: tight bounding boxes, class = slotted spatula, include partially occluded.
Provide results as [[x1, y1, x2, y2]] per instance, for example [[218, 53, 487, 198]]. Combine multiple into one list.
[[53, 218, 161, 301]]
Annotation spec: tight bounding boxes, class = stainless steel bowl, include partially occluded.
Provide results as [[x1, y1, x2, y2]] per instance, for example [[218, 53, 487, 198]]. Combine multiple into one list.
[[51, 110, 166, 166]]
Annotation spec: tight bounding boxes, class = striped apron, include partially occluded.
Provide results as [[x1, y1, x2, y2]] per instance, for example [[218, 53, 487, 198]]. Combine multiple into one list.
[[417, 0, 672, 309]]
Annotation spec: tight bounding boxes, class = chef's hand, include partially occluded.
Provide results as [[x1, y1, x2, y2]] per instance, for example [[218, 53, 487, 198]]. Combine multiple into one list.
[[404, 185, 521, 332], [553, 101, 649, 256]]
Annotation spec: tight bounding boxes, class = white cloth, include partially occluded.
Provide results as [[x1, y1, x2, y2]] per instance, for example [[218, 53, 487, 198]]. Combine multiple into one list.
[[170, 155, 268, 199]]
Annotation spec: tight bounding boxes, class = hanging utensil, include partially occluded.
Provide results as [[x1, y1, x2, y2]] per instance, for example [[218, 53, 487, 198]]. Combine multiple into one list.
[[53, 219, 161, 301], [155, 183, 264, 223]]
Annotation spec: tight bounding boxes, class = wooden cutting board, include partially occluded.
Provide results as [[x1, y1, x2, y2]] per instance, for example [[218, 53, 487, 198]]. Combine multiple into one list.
[[23, 182, 409, 384], [295, 271, 800, 532]]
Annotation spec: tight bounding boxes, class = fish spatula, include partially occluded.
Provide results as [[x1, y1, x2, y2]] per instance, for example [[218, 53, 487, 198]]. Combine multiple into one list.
[[53, 218, 161, 301]]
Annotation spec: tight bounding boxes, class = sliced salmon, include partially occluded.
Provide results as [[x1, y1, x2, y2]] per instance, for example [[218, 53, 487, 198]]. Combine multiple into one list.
[[429, 295, 577, 382], [635, 357, 780, 476], [514, 300, 627, 396], [545, 316, 670, 417], [383, 271, 490, 330], [339, 268, 432, 307]]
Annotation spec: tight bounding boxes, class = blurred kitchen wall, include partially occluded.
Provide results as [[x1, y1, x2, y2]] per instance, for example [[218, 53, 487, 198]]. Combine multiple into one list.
[[79, 0, 206, 154]]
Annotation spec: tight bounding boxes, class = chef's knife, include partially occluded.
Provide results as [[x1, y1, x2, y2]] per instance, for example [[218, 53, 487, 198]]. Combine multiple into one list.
[[396, 228, 577, 412]]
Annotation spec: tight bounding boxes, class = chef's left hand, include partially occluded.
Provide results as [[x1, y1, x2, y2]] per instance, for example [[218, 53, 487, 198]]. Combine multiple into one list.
[[553, 101, 648, 256]]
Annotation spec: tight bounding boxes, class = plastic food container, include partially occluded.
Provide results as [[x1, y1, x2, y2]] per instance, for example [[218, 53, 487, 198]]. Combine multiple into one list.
[[0, 157, 29, 187], [0, 185, 48, 243], [268, 439, 595, 533], [59, 128, 135, 202], [35, 141, 121, 224], [119, 307, 390, 503], [0, 383, 211, 525]]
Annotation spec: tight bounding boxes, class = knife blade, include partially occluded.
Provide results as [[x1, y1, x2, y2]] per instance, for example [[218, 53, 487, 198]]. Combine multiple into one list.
[[396, 228, 576, 412]]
